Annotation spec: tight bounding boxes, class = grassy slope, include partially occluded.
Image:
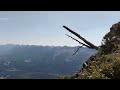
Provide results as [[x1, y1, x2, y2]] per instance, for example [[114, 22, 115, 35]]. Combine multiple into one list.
[[58, 22, 120, 79]]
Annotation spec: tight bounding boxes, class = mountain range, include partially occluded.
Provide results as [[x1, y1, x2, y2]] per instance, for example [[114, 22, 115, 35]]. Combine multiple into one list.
[[0, 44, 96, 79]]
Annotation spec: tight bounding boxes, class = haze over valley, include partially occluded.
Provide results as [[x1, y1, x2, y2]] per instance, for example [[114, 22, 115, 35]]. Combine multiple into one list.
[[0, 44, 96, 79]]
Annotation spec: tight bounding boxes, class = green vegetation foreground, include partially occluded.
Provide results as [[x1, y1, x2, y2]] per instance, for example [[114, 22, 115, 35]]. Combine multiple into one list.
[[59, 22, 120, 79]]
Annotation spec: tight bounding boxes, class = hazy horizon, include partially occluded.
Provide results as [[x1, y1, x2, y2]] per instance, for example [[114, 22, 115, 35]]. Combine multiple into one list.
[[0, 11, 120, 46], [0, 43, 81, 47]]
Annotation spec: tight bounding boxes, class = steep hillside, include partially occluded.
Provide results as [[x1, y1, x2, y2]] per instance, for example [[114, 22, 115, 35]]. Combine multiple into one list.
[[59, 22, 120, 79]]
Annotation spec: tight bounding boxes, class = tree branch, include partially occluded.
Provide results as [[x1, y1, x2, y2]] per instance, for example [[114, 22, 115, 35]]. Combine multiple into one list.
[[72, 45, 83, 56], [63, 25, 98, 50], [65, 34, 91, 48]]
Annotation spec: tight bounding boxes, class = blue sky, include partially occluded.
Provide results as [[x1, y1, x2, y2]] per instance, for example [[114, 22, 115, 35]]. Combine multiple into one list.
[[0, 11, 120, 46]]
